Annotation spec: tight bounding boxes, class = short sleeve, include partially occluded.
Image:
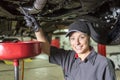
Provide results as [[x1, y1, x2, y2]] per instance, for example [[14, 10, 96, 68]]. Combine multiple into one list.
[[104, 59, 116, 80], [49, 46, 71, 66]]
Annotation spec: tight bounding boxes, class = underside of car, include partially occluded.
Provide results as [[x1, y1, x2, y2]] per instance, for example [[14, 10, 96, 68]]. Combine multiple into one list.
[[0, 0, 120, 45]]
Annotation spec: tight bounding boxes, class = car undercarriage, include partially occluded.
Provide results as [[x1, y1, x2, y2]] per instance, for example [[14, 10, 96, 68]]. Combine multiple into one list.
[[0, 0, 120, 45]]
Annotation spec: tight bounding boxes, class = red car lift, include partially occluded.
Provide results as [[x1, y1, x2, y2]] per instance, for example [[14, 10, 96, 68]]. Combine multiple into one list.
[[98, 44, 106, 57]]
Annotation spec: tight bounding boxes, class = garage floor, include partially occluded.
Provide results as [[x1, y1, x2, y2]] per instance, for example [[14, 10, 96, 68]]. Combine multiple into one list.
[[0, 54, 64, 80], [0, 54, 120, 80]]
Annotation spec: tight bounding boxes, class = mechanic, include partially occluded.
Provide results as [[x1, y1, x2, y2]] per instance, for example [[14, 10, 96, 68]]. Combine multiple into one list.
[[24, 14, 116, 80]]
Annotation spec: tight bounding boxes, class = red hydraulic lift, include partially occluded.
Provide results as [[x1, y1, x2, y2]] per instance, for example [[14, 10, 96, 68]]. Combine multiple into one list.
[[97, 44, 106, 57], [51, 37, 60, 48]]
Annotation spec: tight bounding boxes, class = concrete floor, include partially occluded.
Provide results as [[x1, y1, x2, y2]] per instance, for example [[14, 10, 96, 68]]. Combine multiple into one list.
[[0, 54, 120, 80]]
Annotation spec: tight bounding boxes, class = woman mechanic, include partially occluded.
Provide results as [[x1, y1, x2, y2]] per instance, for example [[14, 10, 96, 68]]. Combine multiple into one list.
[[24, 15, 116, 80]]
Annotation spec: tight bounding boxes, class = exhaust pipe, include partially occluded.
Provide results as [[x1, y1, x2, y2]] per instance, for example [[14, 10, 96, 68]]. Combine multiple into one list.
[[21, 0, 47, 14]]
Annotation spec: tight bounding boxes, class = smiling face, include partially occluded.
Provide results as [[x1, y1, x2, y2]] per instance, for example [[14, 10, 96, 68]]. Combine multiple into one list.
[[69, 31, 90, 55]]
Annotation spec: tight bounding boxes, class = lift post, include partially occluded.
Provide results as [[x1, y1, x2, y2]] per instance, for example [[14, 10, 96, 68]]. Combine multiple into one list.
[[97, 44, 106, 57]]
